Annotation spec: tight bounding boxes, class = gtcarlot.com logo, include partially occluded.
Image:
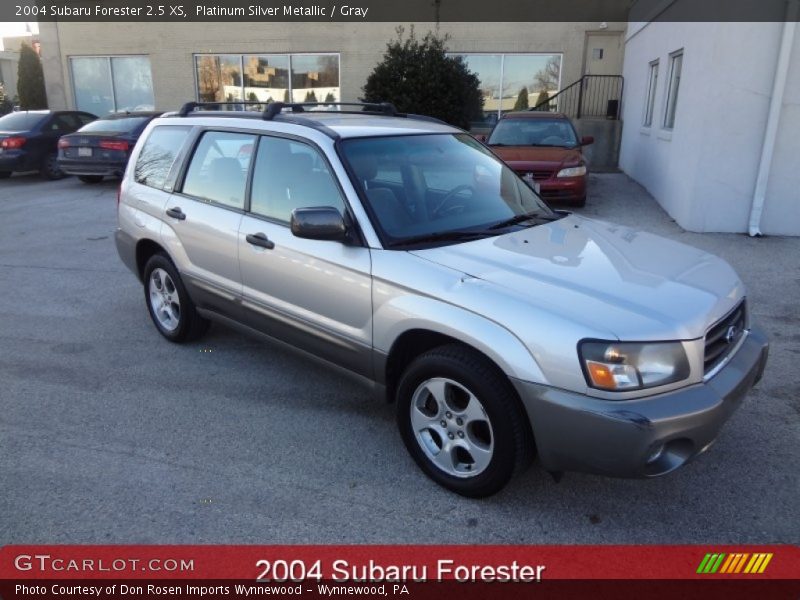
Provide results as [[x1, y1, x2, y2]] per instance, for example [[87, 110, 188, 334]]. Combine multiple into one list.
[[696, 552, 773, 574]]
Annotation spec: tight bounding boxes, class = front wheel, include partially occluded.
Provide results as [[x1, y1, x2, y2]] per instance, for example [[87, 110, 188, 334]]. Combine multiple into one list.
[[396, 344, 533, 497], [143, 253, 209, 342]]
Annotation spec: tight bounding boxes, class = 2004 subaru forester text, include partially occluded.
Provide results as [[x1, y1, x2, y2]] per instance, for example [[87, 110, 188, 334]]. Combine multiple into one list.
[[115, 101, 769, 497]]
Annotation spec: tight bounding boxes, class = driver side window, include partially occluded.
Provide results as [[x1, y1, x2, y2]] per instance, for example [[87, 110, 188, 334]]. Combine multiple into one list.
[[250, 136, 345, 223]]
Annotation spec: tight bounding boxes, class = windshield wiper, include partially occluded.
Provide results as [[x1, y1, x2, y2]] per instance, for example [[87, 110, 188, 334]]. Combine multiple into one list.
[[387, 230, 495, 248], [488, 212, 557, 230]]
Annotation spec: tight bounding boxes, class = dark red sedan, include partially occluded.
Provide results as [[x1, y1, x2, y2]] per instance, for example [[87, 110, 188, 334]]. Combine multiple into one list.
[[485, 111, 593, 207]]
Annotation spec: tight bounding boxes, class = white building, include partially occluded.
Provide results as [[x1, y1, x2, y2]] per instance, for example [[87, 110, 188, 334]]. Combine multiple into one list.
[[619, 4, 799, 236]]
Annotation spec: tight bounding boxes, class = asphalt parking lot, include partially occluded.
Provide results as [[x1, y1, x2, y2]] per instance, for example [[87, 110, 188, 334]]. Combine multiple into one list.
[[1, 172, 798, 544]]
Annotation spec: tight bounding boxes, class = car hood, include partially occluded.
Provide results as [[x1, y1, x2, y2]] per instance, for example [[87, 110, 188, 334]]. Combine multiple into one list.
[[490, 145, 583, 170], [410, 214, 744, 340]]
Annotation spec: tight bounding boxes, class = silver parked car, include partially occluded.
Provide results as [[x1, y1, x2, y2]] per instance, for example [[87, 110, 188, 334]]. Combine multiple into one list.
[[116, 102, 769, 497]]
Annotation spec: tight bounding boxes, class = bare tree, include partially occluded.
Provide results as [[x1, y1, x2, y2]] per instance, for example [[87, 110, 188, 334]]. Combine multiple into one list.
[[533, 56, 560, 92]]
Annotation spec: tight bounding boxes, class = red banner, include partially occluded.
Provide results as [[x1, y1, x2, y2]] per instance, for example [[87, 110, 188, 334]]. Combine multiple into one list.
[[1, 545, 798, 599]]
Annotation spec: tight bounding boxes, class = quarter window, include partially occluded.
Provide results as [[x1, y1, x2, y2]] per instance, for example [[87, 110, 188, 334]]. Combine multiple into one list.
[[643, 60, 659, 127], [250, 136, 345, 223], [134, 126, 191, 190], [663, 51, 683, 129], [182, 131, 256, 210]]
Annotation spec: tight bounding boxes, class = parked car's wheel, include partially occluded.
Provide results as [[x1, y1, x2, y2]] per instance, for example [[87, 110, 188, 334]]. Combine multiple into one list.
[[143, 253, 209, 342], [0, 171, 11, 179], [78, 175, 104, 184], [40, 153, 65, 180], [396, 344, 532, 497], [574, 195, 587, 208]]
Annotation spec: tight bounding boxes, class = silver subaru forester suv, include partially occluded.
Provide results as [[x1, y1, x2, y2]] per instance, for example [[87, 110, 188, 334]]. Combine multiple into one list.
[[116, 101, 769, 497]]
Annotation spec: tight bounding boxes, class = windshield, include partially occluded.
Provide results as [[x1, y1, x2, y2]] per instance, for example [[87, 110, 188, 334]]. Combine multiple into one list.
[[0, 112, 47, 131], [488, 117, 579, 148], [78, 116, 151, 134], [341, 133, 557, 248]]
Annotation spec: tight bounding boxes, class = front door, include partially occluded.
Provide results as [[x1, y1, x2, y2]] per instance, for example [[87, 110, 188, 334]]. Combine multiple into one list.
[[238, 134, 373, 377]]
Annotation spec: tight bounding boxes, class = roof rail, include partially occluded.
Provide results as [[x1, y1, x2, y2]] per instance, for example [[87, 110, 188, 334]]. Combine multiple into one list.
[[262, 101, 400, 120], [179, 100, 401, 120]]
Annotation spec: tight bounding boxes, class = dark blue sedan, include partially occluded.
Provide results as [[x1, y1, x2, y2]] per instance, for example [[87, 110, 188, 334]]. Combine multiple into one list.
[[0, 110, 97, 180], [57, 111, 163, 183]]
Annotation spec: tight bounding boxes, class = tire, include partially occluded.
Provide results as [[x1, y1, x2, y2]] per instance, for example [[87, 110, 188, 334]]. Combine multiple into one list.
[[0, 171, 11, 179], [40, 153, 65, 180], [574, 195, 587, 208], [142, 253, 209, 343], [79, 175, 104, 184], [395, 344, 533, 498]]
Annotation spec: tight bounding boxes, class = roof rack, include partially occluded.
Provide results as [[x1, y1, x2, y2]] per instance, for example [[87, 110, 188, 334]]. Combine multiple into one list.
[[172, 101, 450, 137], [177, 100, 401, 120]]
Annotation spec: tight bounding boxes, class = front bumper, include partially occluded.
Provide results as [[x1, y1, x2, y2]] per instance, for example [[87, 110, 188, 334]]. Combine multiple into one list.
[[512, 326, 769, 477], [536, 176, 586, 203]]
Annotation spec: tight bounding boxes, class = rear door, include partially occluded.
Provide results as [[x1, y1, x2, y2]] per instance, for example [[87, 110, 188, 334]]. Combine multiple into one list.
[[237, 134, 373, 377], [162, 129, 257, 317]]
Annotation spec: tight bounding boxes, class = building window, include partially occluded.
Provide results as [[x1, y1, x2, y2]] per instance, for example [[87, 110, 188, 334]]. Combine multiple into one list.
[[71, 56, 154, 114], [448, 53, 562, 130], [643, 60, 659, 127], [663, 50, 683, 129], [194, 54, 340, 107]]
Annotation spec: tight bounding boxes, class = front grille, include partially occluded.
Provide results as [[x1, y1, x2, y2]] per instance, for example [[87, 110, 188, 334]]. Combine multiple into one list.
[[704, 300, 747, 374], [518, 169, 554, 181]]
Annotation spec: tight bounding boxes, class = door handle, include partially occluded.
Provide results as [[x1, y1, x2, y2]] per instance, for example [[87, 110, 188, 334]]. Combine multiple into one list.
[[166, 207, 186, 220], [246, 232, 275, 250]]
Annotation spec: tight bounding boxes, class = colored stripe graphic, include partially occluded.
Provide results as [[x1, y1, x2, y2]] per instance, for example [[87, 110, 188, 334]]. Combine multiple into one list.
[[699, 552, 774, 575]]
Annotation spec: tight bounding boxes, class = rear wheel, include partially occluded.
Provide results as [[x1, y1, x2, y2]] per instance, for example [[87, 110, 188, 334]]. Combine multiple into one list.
[[40, 153, 65, 180], [78, 175, 104, 184], [396, 344, 533, 497], [143, 253, 209, 343]]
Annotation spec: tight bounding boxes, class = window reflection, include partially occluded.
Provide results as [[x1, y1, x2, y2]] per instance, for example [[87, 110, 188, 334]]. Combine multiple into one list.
[[196, 55, 243, 104], [195, 53, 340, 107], [111, 56, 155, 111], [447, 54, 562, 131], [71, 57, 114, 115], [290, 54, 340, 103], [243, 55, 290, 105], [71, 56, 154, 114]]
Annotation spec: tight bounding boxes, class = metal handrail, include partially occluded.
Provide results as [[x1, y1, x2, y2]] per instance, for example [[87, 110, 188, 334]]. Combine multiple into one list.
[[532, 75, 624, 120]]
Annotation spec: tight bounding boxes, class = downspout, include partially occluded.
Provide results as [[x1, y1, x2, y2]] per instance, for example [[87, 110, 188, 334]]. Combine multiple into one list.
[[748, 0, 798, 236]]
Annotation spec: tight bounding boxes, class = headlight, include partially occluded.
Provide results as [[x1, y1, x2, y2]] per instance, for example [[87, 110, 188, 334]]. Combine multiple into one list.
[[579, 340, 690, 391], [556, 164, 587, 178]]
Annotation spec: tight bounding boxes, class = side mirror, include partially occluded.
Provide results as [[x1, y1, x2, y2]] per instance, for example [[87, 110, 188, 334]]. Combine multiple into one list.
[[581, 136, 594, 146], [290, 206, 347, 241]]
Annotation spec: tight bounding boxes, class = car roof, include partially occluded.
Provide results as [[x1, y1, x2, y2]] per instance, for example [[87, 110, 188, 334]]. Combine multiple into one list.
[[159, 105, 461, 139], [501, 111, 570, 120], [100, 111, 163, 120]]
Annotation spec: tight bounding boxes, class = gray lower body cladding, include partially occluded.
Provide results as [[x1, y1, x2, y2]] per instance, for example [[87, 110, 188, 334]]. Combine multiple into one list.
[[512, 327, 769, 477]]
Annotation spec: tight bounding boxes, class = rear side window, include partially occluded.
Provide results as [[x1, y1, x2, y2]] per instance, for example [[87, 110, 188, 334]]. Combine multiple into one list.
[[182, 131, 255, 210], [134, 125, 191, 190], [49, 114, 81, 132]]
